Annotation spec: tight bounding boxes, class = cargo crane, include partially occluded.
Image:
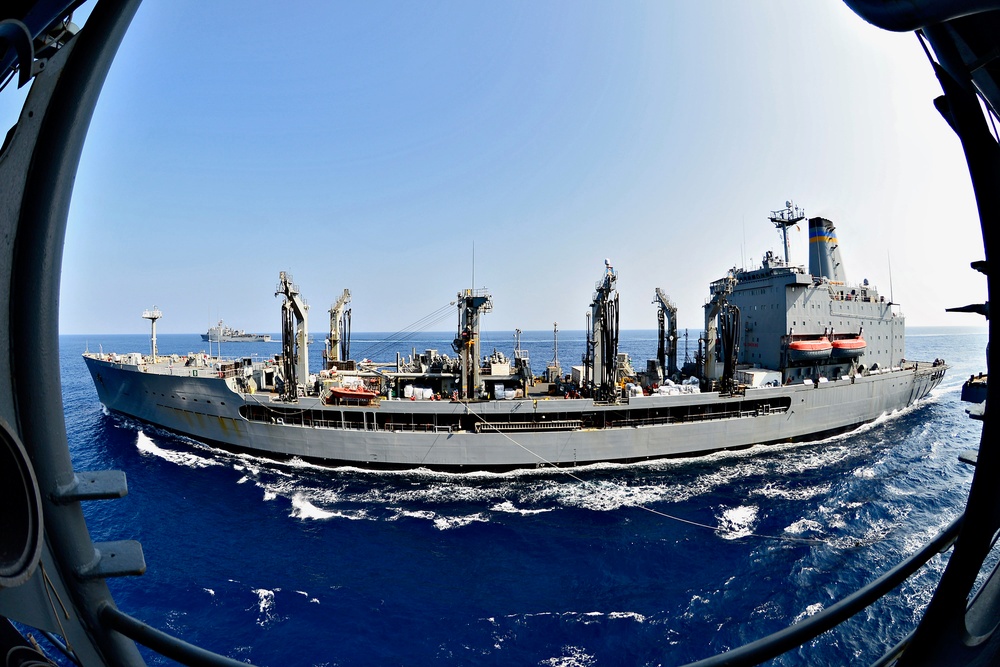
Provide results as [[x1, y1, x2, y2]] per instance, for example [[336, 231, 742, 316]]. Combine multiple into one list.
[[275, 271, 309, 401], [324, 288, 351, 369], [453, 288, 492, 398], [589, 259, 620, 401], [653, 288, 678, 380]]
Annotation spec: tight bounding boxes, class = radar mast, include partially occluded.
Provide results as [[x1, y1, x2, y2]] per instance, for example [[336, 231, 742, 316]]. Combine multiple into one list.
[[769, 200, 806, 265]]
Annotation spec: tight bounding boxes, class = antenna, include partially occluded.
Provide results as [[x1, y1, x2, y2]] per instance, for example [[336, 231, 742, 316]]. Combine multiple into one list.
[[742, 215, 746, 269], [887, 251, 895, 305], [552, 321, 559, 364]]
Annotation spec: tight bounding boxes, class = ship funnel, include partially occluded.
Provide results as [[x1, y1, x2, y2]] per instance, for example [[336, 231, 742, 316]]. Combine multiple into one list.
[[808, 217, 845, 282]]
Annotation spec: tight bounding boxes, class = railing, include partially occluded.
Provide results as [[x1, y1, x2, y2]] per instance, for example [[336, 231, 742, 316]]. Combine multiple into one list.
[[475, 419, 582, 433], [385, 423, 455, 433], [679, 515, 963, 666], [101, 604, 255, 666], [244, 409, 459, 433], [609, 405, 789, 429]]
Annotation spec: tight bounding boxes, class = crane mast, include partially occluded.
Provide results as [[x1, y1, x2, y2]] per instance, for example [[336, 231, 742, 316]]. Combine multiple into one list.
[[325, 288, 352, 368], [653, 288, 678, 379], [275, 271, 309, 401], [589, 260, 620, 401], [453, 288, 492, 399]]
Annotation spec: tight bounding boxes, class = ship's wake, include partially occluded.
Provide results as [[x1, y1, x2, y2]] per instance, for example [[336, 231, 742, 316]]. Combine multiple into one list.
[[135, 430, 225, 469]]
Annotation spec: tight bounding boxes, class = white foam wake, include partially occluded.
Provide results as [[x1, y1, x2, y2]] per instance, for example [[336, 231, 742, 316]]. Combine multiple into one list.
[[251, 588, 278, 627], [491, 500, 553, 515], [135, 431, 223, 469], [540, 645, 596, 667], [289, 493, 367, 521], [716, 505, 758, 540], [433, 513, 488, 530]]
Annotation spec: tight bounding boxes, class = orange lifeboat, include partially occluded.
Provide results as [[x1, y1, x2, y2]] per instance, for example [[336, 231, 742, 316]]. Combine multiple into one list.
[[832, 336, 867, 359], [788, 337, 833, 362], [327, 386, 378, 404]]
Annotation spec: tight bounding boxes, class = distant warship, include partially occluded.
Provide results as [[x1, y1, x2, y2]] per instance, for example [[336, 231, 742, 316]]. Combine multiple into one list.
[[201, 320, 271, 343]]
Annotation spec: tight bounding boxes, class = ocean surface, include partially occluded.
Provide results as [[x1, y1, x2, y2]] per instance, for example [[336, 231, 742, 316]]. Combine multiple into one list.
[[58, 326, 986, 666]]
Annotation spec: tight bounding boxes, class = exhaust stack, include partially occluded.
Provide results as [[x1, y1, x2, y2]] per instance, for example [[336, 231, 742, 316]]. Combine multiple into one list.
[[808, 217, 845, 282]]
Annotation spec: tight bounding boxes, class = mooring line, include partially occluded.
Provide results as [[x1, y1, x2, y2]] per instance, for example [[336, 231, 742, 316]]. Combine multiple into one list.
[[463, 401, 828, 546]]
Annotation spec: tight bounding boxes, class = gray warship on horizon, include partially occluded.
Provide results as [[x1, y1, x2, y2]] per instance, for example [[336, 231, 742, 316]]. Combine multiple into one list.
[[83, 204, 947, 470], [201, 320, 271, 343]]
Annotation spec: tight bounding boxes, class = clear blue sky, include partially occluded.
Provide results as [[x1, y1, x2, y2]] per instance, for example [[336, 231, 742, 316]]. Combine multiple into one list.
[[3, 1, 988, 334]]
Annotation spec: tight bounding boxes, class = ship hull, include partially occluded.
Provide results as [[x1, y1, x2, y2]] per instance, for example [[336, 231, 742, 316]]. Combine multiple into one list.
[[83, 355, 946, 471]]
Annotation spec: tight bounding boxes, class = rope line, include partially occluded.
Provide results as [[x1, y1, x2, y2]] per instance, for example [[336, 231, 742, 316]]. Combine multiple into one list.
[[353, 302, 456, 362], [460, 401, 828, 546], [39, 561, 77, 658]]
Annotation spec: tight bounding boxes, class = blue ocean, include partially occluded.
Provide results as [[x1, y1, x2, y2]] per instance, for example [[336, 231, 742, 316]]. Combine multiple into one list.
[[59, 327, 985, 666]]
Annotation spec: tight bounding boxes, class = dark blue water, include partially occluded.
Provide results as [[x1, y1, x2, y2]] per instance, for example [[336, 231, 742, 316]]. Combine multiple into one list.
[[60, 327, 985, 666]]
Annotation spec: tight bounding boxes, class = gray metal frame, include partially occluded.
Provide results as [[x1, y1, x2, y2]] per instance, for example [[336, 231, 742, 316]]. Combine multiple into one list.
[[1, 1, 997, 665]]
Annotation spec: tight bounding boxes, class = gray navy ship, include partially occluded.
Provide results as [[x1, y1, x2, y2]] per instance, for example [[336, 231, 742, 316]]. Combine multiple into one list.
[[201, 320, 271, 343], [83, 204, 946, 471]]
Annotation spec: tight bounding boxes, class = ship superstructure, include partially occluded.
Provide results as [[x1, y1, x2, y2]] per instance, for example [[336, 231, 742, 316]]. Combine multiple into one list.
[[704, 205, 899, 390]]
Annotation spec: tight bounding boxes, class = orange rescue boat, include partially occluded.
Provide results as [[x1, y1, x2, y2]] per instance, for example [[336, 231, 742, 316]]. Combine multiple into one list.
[[832, 336, 867, 359], [788, 337, 833, 362]]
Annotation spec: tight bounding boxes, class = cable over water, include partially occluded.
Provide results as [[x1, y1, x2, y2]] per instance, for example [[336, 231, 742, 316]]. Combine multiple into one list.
[[461, 401, 830, 546], [352, 302, 456, 362]]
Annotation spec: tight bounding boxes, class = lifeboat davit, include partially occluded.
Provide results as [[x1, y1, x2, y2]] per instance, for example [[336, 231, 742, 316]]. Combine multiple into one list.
[[788, 337, 833, 362], [832, 336, 867, 359]]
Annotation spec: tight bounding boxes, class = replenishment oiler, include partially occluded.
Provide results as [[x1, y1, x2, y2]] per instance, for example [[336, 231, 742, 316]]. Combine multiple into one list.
[[84, 204, 947, 471]]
